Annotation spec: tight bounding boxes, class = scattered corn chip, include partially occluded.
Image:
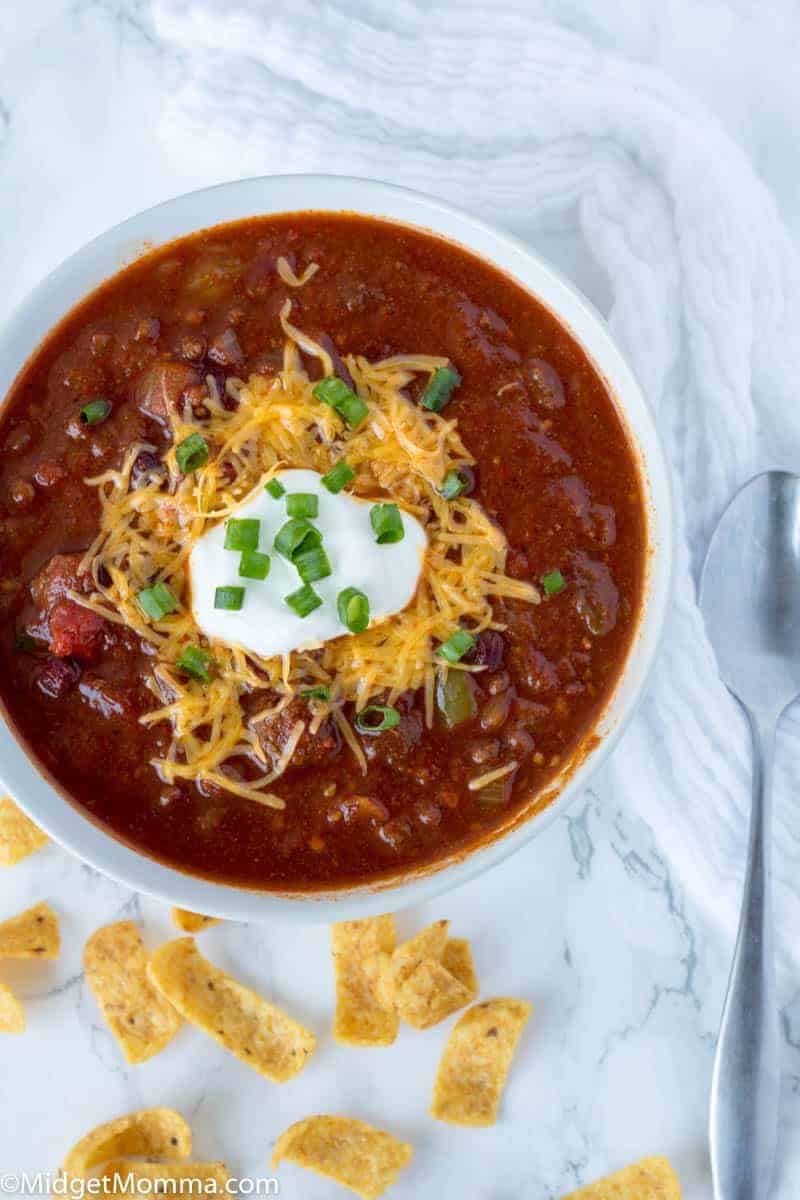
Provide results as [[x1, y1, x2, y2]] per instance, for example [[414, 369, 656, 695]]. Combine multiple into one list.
[[172, 908, 221, 933], [442, 938, 479, 997], [561, 1157, 681, 1199], [61, 1108, 191, 1179], [0, 797, 47, 867], [430, 997, 531, 1126], [84, 921, 182, 1065], [0, 982, 25, 1033], [147, 938, 315, 1082], [382, 925, 478, 1029], [395, 958, 473, 1030], [390, 920, 449, 990], [369, 950, 395, 1012], [272, 1115, 413, 1200], [332, 916, 398, 1046], [0, 901, 60, 959], [97, 1160, 229, 1199]]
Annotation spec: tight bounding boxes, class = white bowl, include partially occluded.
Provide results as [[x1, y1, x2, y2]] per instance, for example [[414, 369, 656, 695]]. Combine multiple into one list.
[[0, 175, 673, 922]]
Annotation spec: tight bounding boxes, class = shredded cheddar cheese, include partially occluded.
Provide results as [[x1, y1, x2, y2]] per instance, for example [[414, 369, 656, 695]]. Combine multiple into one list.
[[468, 761, 518, 792], [73, 302, 539, 806], [276, 256, 319, 288]]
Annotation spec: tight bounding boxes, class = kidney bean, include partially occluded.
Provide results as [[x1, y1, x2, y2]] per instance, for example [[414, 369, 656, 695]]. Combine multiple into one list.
[[480, 690, 512, 732], [468, 738, 501, 765]]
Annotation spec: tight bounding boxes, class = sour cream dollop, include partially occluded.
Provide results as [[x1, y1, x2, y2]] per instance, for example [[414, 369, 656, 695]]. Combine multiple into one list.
[[189, 469, 427, 659]]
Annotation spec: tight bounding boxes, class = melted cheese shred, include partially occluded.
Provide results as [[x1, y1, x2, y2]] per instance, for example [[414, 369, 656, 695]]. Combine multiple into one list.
[[276, 256, 319, 288], [74, 303, 539, 806]]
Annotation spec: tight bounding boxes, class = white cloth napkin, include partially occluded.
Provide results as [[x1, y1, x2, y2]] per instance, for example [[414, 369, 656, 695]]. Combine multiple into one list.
[[151, 1, 800, 984]]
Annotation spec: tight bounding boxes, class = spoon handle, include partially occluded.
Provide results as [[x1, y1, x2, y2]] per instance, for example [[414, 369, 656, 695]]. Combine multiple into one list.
[[710, 708, 780, 1199]]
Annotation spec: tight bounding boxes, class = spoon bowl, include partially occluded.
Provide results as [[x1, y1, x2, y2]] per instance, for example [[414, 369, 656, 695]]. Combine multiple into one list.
[[701, 469, 800, 717]]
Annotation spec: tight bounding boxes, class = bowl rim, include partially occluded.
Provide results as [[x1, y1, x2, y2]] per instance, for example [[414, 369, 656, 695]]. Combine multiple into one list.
[[0, 173, 674, 922]]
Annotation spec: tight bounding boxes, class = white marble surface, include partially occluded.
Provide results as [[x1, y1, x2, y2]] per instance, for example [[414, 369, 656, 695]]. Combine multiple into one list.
[[2, 3, 800, 1198]]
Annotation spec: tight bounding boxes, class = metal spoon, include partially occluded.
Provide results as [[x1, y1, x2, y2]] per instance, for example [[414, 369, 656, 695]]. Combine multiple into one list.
[[700, 469, 800, 1199]]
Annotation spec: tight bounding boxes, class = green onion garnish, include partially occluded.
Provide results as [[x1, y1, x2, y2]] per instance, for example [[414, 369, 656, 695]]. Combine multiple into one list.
[[438, 629, 476, 664], [214, 585, 245, 611], [80, 397, 112, 426], [370, 503, 404, 545], [301, 685, 330, 701], [285, 583, 322, 618], [15, 632, 36, 653], [441, 469, 470, 500], [177, 645, 216, 683], [337, 586, 370, 634], [176, 432, 209, 474], [265, 478, 285, 499], [137, 582, 180, 621], [321, 461, 355, 494], [355, 705, 401, 734], [312, 377, 369, 428], [274, 518, 322, 562], [295, 545, 332, 584], [285, 493, 319, 519], [239, 550, 271, 580], [224, 518, 260, 552], [542, 569, 566, 596], [337, 391, 369, 428], [420, 365, 461, 413]]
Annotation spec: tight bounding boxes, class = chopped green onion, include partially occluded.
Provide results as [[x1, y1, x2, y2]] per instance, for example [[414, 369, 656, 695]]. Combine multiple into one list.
[[274, 518, 322, 562], [295, 545, 332, 584], [420, 365, 461, 413], [321, 460, 355, 493], [177, 645, 215, 683], [313, 377, 369, 428], [542, 569, 566, 596], [313, 378, 351, 408], [214, 585, 245, 611], [285, 492, 319, 519], [137, 582, 180, 621], [80, 397, 112, 426], [337, 391, 369, 428], [176, 432, 209, 474], [301, 684, 330, 701], [337, 586, 370, 634], [437, 629, 476, 664], [224, 518, 260, 552], [285, 583, 322, 618], [441, 469, 470, 500], [370, 503, 404, 545], [355, 705, 401, 734], [265, 478, 285, 499], [239, 550, 271, 580], [15, 632, 36, 653]]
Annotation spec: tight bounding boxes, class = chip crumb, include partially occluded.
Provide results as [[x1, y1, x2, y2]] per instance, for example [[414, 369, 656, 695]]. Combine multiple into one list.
[[560, 1157, 681, 1199], [0, 901, 60, 959], [332, 916, 398, 1047], [430, 997, 532, 1127], [171, 908, 221, 934], [271, 1115, 413, 1200], [147, 937, 315, 1082], [84, 921, 182, 1065], [0, 796, 48, 867], [0, 981, 25, 1033]]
